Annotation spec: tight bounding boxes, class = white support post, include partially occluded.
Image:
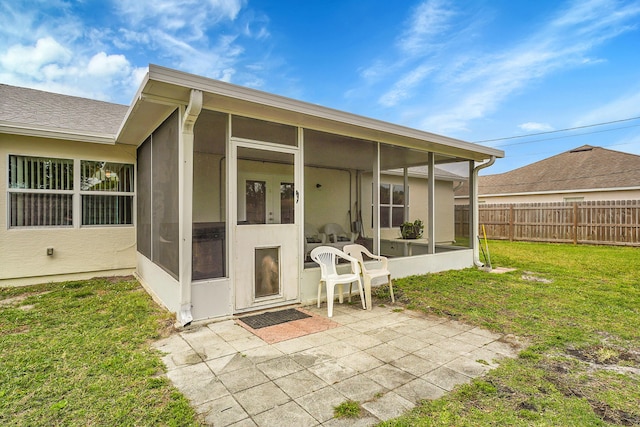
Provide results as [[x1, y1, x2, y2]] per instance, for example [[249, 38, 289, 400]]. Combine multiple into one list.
[[178, 89, 202, 326], [298, 127, 305, 267], [469, 161, 476, 252], [373, 142, 380, 254], [427, 152, 435, 254], [403, 167, 409, 222]]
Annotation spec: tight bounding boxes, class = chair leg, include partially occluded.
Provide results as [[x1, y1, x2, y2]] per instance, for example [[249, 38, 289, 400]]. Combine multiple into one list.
[[356, 279, 366, 310], [337, 284, 344, 304], [317, 281, 323, 308], [347, 283, 353, 303], [388, 275, 395, 303], [364, 276, 372, 311], [326, 283, 335, 317]]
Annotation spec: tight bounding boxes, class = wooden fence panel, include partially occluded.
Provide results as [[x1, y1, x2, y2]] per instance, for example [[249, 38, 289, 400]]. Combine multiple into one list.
[[454, 200, 640, 246]]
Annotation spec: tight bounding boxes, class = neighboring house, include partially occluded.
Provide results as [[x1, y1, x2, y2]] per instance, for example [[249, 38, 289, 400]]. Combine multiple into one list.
[[1, 65, 503, 325], [455, 145, 640, 204]]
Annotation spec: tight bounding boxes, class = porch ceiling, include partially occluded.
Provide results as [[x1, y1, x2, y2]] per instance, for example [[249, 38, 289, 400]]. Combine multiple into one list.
[[117, 65, 504, 163]]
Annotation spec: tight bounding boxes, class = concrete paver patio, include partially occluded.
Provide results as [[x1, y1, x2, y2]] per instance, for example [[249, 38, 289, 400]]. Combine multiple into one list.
[[154, 302, 523, 426]]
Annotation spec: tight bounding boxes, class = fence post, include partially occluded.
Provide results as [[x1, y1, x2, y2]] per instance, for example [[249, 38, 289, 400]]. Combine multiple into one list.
[[573, 202, 578, 245], [509, 205, 514, 241]]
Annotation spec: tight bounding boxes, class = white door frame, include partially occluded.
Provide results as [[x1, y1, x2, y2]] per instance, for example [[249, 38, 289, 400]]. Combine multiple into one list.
[[229, 138, 301, 312]]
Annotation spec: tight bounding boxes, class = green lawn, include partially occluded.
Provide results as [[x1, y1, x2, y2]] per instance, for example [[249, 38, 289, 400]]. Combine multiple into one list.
[[1, 242, 638, 426], [380, 241, 640, 426], [0, 277, 200, 426]]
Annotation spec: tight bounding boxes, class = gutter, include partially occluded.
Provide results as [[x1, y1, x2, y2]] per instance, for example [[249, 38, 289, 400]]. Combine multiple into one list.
[[0, 122, 116, 145], [472, 156, 496, 268]]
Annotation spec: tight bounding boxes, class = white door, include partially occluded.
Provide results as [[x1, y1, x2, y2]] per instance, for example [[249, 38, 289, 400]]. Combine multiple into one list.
[[233, 143, 300, 311]]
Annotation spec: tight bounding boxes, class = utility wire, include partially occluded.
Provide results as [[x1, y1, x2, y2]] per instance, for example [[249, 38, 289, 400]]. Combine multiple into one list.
[[490, 123, 640, 147], [473, 115, 640, 144]]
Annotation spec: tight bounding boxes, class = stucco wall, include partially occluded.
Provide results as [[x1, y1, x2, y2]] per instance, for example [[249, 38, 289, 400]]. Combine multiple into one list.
[[456, 189, 640, 205], [0, 134, 137, 285], [479, 190, 640, 204], [304, 166, 353, 233]]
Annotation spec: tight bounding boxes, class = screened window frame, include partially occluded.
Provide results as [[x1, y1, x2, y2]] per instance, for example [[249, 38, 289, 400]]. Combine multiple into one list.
[[375, 182, 407, 229], [79, 160, 135, 227], [7, 154, 75, 228], [7, 154, 135, 229]]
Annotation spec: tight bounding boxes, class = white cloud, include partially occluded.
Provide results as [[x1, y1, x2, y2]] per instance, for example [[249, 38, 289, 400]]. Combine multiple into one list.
[[418, 0, 640, 134], [398, 0, 456, 55], [350, 0, 639, 135], [575, 88, 640, 126], [87, 52, 130, 77], [114, 0, 245, 40], [379, 64, 434, 107], [0, 0, 272, 103], [0, 37, 72, 77], [519, 122, 555, 132], [0, 36, 145, 102]]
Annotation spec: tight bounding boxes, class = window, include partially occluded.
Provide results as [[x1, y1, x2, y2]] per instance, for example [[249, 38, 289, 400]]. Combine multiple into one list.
[[378, 183, 406, 228], [8, 155, 74, 227], [81, 161, 134, 225], [8, 155, 134, 228]]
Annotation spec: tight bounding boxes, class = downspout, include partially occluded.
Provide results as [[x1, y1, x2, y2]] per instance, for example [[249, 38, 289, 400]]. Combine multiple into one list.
[[472, 156, 495, 267], [178, 89, 203, 327]]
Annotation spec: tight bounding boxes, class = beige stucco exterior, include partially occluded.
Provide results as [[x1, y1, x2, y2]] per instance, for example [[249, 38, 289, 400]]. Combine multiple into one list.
[[455, 188, 640, 205], [304, 166, 353, 232], [0, 134, 137, 286]]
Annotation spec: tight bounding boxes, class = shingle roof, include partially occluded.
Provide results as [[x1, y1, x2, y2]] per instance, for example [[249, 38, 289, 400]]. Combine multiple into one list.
[[456, 145, 640, 196], [0, 84, 128, 136]]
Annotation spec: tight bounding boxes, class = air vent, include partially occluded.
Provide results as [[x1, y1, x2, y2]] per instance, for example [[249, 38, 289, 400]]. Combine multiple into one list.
[[569, 145, 594, 153]]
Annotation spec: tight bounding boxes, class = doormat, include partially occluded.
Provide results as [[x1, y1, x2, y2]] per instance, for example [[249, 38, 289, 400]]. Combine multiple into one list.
[[236, 308, 340, 344], [238, 308, 311, 329]]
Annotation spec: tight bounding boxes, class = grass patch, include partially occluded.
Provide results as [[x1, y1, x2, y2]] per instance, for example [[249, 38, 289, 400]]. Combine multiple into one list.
[[0, 276, 200, 426], [334, 399, 362, 418], [381, 241, 640, 427]]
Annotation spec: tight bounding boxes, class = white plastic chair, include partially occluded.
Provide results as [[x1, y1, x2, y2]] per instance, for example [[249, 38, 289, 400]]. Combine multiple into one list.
[[310, 246, 366, 317], [343, 244, 395, 310], [322, 223, 357, 250]]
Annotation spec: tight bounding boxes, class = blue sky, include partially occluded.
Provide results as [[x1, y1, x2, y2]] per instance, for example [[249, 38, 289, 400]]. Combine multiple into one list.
[[1, 0, 639, 173]]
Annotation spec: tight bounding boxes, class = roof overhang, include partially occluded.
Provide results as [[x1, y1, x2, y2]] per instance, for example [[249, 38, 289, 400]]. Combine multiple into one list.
[[0, 121, 116, 145], [117, 65, 504, 163]]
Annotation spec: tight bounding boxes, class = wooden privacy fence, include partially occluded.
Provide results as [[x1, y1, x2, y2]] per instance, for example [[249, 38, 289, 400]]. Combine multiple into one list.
[[455, 200, 640, 246]]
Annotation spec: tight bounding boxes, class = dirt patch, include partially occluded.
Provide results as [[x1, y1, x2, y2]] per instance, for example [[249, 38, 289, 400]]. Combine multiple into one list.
[[543, 349, 640, 426], [521, 274, 552, 284], [567, 345, 640, 370], [0, 291, 51, 308], [93, 275, 136, 283], [591, 400, 640, 426]]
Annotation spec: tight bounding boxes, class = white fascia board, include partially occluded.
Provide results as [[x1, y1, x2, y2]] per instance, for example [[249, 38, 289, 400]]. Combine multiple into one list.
[[116, 71, 151, 138], [0, 121, 115, 144], [146, 65, 504, 160]]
